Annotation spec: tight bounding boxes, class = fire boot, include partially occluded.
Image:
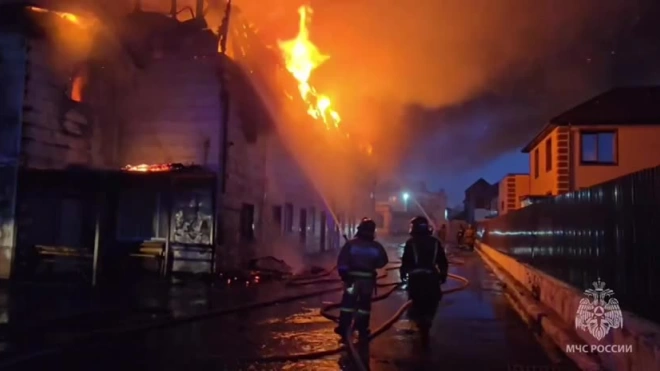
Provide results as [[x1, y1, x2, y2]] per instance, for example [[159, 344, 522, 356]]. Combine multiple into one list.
[[335, 284, 357, 340], [354, 310, 371, 342]]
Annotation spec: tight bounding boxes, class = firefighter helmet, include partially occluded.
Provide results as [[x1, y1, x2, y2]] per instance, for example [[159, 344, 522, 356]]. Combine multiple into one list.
[[409, 216, 432, 236], [356, 217, 376, 240]]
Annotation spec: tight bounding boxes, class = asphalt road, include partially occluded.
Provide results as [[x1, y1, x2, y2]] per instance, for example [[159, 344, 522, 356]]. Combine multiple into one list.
[[0, 246, 579, 371]]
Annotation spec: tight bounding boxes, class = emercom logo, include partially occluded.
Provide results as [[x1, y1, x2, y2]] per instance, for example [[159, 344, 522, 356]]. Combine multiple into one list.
[[574, 278, 623, 341], [565, 278, 633, 354]]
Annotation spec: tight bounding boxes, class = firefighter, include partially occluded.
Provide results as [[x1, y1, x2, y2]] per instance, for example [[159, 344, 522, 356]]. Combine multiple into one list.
[[464, 224, 476, 251], [335, 217, 389, 341], [400, 216, 449, 347], [457, 224, 466, 246]]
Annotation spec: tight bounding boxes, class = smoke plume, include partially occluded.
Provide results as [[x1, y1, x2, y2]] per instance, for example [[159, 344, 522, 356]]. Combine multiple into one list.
[[230, 0, 649, 176], [50, 0, 660, 180]]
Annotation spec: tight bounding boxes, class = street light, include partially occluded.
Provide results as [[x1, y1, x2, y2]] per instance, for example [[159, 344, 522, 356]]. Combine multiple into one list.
[[402, 192, 409, 212]]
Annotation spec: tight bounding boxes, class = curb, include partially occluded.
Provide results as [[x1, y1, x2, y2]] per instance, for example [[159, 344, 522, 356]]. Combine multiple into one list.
[[475, 245, 603, 371]]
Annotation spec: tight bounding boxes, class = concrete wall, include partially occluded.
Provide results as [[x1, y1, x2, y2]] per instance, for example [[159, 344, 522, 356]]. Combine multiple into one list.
[[570, 125, 660, 190], [478, 241, 660, 371]]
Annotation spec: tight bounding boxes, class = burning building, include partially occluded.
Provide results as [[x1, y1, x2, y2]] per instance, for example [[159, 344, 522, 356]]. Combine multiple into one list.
[[0, 2, 374, 280]]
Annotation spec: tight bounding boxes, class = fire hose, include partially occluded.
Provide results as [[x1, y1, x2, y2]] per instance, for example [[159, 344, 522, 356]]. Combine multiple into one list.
[[0, 251, 469, 370], [230, 260, 469, 370]]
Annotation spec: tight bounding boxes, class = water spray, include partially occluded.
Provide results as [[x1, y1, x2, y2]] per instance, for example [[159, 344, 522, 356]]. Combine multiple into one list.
[[410, 196, 437, 230]]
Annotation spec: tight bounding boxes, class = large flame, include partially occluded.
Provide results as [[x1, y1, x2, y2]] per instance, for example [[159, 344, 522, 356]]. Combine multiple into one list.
[[278, 6, 341, 129]]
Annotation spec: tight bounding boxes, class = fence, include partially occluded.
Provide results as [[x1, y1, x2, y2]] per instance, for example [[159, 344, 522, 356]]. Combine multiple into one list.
[[479, 165, 660, 323]]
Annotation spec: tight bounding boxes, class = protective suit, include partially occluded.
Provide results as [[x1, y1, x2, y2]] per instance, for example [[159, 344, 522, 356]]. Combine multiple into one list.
[[335, 218, 389, 341], [400, 216, 449, 345]]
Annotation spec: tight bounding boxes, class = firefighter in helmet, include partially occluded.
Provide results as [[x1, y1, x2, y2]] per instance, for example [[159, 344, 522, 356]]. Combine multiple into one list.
[[335, 217, 389, 341], [400, 216, 449, 347]]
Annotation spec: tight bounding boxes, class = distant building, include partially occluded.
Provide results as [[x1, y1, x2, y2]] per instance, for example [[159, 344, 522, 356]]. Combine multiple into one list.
[[497, 173, 530, 215], [374, 180, 448, 235], [463, 178, 498, 223], [487, 195, 499, 219], [522, 87, 660, 197]]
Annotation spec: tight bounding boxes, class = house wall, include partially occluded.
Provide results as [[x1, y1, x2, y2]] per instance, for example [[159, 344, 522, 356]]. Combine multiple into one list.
[[0, 12, 135, 278], [528, 127, 563, 196], [570, 125, 660, 189], [464, 181, 496, 223], [114, 51, 341, 271], [119, 55, 221, 169], [498, 174, 530, 215], [529, 124, 660, 195]]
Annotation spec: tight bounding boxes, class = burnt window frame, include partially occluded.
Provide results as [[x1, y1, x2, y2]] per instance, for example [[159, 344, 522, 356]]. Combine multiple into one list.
[[579, 130, 618, 165]]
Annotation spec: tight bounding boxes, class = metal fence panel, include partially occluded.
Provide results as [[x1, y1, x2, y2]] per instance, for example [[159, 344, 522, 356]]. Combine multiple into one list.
[[479, 165, 660, 323]]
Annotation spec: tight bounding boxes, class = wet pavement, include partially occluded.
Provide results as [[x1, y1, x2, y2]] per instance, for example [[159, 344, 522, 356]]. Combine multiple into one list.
[[0, 244, 579, 371]]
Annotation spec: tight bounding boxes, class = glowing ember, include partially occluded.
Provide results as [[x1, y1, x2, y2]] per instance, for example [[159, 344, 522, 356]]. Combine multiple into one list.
[[123, 164, 174, 172], [278, 6, 341, 129], [26, 6, 92, 28]]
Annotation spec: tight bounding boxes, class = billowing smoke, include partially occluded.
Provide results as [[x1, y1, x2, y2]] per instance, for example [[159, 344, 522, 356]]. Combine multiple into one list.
[[45, 0, 660, 182], [228, 0, 654, 177]]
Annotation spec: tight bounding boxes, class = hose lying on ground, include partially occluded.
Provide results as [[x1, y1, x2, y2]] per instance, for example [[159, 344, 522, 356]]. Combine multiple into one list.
[[0, 252, 469, 369], [226, 260, 469, 366]]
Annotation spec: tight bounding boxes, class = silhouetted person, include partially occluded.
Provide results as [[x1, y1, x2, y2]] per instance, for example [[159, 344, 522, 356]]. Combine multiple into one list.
[[400, 216, 449, 348], [438, 224, 447, 244], [335, 218, 388, 342], [464, 224, 476, 251], [457, 224, 465, 246]]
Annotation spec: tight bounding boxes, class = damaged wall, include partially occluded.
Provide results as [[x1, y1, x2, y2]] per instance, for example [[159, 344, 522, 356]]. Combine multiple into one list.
[[119, 54, 221, 168], [0, 31, 27, 279], [17, 10, 127, 169], [113, 16, 337, 271]]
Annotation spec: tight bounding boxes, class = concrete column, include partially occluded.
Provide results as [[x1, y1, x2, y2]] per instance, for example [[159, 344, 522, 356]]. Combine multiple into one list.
[[0, 33, 27, 279]]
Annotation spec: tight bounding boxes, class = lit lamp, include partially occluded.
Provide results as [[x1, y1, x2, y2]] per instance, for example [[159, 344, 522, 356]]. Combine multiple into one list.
[[402, 192, 409, 212]]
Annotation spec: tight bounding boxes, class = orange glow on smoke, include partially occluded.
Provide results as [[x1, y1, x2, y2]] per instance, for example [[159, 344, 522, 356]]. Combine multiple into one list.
[[278, 6, 341, 129], [26, 6, 91, 28]]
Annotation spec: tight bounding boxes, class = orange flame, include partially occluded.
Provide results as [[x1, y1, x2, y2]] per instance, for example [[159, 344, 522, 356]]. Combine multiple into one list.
[[123, 164, 174, 172], [278, 6, 341, 129]]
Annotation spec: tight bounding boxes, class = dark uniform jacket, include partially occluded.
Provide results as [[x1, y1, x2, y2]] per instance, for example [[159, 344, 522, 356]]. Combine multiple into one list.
[[400, 235, 448, 282], [337, 238, 388, 280]]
